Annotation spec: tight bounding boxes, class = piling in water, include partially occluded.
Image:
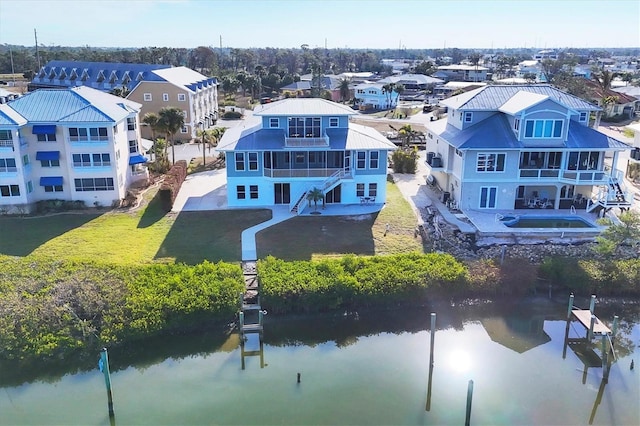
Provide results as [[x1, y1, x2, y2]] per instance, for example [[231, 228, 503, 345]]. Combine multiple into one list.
[[465, 380, 474, 426], [99, 348, 114, 417]]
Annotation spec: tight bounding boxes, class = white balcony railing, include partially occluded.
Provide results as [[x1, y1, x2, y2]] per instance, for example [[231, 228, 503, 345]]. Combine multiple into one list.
[[263, 167, 344, 178], [284, 135, 329, 147]]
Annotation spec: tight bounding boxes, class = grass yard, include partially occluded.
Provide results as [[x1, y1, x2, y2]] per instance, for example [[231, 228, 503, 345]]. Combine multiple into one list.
[[0, 179, 422, 265], [0, 189, 271, 265], [256, 181, 424, 260]]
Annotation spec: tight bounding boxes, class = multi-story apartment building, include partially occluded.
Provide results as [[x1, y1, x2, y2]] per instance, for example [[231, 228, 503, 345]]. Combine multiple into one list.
[[0, 87, 147, 213]]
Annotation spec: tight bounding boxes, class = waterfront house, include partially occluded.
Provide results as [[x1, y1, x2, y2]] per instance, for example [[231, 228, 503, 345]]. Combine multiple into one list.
[[216, 98, 396, 213], [0, 87, 147, 213], [424, 84, 633, 213], [353, 83, 399, 110]]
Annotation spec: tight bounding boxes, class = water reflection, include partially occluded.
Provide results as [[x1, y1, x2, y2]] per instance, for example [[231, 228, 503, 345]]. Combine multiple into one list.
[[1, 298, 638, 426]]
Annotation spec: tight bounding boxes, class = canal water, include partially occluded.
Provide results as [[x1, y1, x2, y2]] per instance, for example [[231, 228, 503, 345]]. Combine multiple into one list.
[[1, 297, 638, 425]]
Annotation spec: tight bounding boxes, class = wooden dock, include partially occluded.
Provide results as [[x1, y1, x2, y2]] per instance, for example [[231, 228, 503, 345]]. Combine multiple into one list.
[[571, 309, 611, 335], [239, 261, 265, 369]]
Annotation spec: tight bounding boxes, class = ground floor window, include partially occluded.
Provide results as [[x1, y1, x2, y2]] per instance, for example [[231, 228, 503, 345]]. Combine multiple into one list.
[[479, 186, 497, 208], [0, 184, 20, 197], [249, 185, 258, 199], [74, 177, 114, 191], [237, 185, 246, 199], [44, 185, 63, 192], [368, 183, 377, 197], [356, 183, 365, 197]]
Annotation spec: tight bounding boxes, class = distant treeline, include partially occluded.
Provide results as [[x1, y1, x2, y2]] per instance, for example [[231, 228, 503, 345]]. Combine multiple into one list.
[[1, 44, 638, 80]]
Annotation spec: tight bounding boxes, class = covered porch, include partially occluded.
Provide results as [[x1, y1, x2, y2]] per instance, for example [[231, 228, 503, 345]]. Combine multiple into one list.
[[514, 184, 591, 210]]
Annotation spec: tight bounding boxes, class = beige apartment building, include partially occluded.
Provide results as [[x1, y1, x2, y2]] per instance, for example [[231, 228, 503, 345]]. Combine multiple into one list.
[[127, 67, 218, 142]]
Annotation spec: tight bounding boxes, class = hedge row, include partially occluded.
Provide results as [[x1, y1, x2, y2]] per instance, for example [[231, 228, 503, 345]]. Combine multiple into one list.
[[0, 257, 243, 361], [258, 253, 468, 314], [159, 160, 188, 211]]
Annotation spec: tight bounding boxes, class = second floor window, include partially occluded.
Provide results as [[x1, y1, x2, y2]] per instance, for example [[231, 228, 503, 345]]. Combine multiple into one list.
[[178, 93, 186, 101], [69, 127, 108, 141], [129, 140, 138, 153], [248, 152, 258, 170], [524, 119, 563, 138], [369, 151, 379, 169], [235, 152, 245, 171], [143, 93, 152, 101], [269, 118, 279, 128], [477, 153, 505, 172], [357, 152, 366, 169], [288, 117, 321, 138], [37, 133, 56, 142], [127, 117, 136, 130]]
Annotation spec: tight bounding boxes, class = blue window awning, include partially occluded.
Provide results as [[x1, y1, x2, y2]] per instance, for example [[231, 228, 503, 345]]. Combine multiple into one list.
[[129, 154, 147, 165], [40, 176, 63, 186], [35, 151, 60, 161], [32, 125, 57, 135]]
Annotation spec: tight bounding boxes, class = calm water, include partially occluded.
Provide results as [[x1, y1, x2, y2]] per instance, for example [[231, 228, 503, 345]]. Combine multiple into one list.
[[1, 297, 638, 425], [503, 216, 594, 228]]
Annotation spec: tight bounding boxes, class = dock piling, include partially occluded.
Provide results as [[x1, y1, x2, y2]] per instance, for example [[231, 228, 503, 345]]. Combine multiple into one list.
[[429, 313, 436, 366], [612, 315, 619, 336], [589, 295, 596, 315], [567, 293, 574, 320], [99, 348, 114, 417], [464, 380, 474, 426], [588, 315, 596, 341]]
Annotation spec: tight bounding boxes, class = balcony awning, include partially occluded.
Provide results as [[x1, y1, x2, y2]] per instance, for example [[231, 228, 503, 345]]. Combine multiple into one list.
[[129, 154, 147, 165], [35, 151, 60, 161], [39, 176, 63, 186], [32, 125, 56, 135]]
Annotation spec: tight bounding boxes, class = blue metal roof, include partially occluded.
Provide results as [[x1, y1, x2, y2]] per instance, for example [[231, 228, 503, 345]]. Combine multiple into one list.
[[32, 60, 170, 91], [9, 90, 90, 122], [441, 84, 599, 112], [439, 114, 630, 150], [59, 106, 113, 123], [281, 81, 312, 91]]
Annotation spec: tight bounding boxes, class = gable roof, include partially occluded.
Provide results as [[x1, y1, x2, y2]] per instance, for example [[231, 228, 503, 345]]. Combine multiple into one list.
[[441, 84, 599, 111], [253, 98, 356, 116], [498, 92, 550, 115], [7, 87, 140, 123], [428, 113, 630, 150], [378, 74, 444, 85], [150, 67, 217, 93]]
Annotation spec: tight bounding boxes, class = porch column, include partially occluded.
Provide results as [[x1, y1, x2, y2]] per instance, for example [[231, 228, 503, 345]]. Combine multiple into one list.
[[554, 186, 561, 209], [593, 111, 602, 129], [611, 151, 619, 176]]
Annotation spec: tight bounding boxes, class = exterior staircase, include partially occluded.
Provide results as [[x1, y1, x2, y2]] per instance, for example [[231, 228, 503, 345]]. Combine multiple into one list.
[[586, 171, 634, 213], [289, 169, 351, 215]]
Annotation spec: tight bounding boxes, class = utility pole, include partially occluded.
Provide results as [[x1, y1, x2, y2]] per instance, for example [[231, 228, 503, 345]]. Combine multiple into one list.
[[34, 28, 41, 70]]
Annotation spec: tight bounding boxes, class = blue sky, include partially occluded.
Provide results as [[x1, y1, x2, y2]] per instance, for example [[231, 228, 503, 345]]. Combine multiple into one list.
[[1, 0, 638, 49]]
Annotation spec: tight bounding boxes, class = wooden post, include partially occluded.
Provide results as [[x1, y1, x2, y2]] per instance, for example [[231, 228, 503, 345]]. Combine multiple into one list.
[[99, 348, 114, 417], [589, 295, 596, 315], [465, 380, 474, 426], [601, 335, 608, 380], [612, 315, 619, 336], [239, 291, 244, 309], [430, 313, 436, 366], [588, 315, 596, 341], [567, 293, 574, 320], [239, 311, 245, 338]]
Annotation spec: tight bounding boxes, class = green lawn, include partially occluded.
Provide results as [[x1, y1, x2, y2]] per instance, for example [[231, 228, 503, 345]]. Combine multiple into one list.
[[257, 181, 424, 260], [0, 190, 271, 265], [0, 180, 422, 264]]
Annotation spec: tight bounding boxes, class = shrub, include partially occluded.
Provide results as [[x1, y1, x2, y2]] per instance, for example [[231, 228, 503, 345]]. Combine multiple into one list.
[[159, 160, 188, 211], [258, 253, 467, 314], [222, 110, 243, 119], [390, 149, 418, 173]]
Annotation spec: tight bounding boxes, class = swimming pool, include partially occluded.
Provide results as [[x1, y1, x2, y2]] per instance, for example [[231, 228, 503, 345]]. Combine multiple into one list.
[[501, 215, 596, 228]]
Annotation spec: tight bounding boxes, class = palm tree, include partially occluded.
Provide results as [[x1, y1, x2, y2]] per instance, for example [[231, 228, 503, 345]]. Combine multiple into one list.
[[398, 124, 425, 148], [306, 187, 324, 212], [382, 83, 395, 109], [338, 78, 350, 102], [196, 127, 212, 166], [142, 112, 160, 161], [158, 107, 185, 165], [393, 84, 405, 105]]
